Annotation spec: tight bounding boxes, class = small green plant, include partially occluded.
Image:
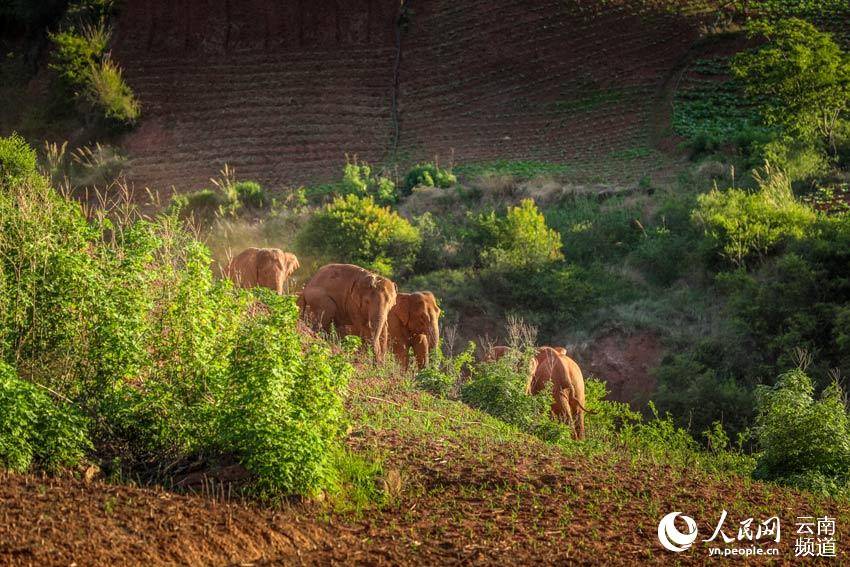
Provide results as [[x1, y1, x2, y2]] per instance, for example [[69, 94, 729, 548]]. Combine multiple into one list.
[[297, 194, 421, 277], [479, 199, 563, 270], [0, 133, 39, 188], [402, 162, 457, 195], [693, 164, 817, 267], [234, 180, 269, 209], [341, 157, 398, 204]]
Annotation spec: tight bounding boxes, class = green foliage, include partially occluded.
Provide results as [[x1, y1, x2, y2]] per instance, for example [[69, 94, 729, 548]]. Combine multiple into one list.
[[341, 159, 398, 205], [219, 292, 351, 499], [234, 181, 269, 209], [50, 24, 111, 90], [49, 7, 141, 127], [753, 369, 850, 494], [654, 354, 754, 439], [402, 162, 457, 195], [733, 19, 850, 155], [545, 195, 643, 265], [414, 342, 476, 397], [0, 133, 39, 188], [297, 194, 421, 277], [479, 199, 563, 270], [0, 136, 349, 497], [0, 362, 90, 472], [85, 57, 141, 125], [461, 352, 564, 441], [693, 166, 817, 267]]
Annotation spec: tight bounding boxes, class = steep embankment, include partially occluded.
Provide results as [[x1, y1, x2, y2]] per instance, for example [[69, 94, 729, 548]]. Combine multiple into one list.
[[112, 0, 715, 192]]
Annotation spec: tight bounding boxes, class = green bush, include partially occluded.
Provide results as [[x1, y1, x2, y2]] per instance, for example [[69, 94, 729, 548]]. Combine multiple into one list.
[[340, 159, 397, 205], [693, 166, 817, 267], [414, 342, 475, 397], [219, 292, 351, 498], [50, 24, 110, 90], [86, 57, 140, 125], [234, 180, 268, 209], [753, 368, 850, 494], [461, 351, 564, 441], [479, 199, 563, 270], [0, 362, 90, 472], [297, 194, 421, 277], [0, 133, 39, 188], [402, 162, 457, 195]]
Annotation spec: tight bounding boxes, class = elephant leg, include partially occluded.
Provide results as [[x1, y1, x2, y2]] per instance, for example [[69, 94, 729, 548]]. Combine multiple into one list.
[[306, 296, 337, 332], [392, 340, 410, 370], [412, 334, 429, 368]]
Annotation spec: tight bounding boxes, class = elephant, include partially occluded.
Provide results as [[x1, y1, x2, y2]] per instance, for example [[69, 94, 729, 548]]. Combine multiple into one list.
[[297, 263, 397, 361], [530, 346, 592, 440], [387, 292, 440, 370], [224, 247, 299, 294], [484, 345, 591, 440]]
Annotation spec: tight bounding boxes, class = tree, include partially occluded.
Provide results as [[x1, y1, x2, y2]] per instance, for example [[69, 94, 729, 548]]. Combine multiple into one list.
[[732, 18, 850, 157]]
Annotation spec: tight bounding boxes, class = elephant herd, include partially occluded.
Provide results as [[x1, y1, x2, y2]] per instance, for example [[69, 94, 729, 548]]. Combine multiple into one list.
[[225, 247, 591, 440]]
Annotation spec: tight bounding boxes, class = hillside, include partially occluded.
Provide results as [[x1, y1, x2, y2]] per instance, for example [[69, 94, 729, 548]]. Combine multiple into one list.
[[3, 375, 846, 565], [111, 0, 717, 191]]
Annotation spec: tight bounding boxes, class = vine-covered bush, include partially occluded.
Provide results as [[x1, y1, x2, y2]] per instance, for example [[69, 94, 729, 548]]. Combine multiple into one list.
[[297, 194, 421, 277], [340, 159, 398, 204]]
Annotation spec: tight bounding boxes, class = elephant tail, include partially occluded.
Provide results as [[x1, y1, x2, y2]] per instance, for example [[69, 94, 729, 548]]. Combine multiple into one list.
[[574, 398, 597, 415]]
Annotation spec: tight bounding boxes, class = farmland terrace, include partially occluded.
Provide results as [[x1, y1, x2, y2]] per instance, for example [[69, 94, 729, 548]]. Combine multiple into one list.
[[112, 0, 722, 192]]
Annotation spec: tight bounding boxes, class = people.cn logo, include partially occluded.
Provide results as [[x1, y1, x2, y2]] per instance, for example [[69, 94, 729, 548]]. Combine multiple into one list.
[[658, 512, 699, 552]]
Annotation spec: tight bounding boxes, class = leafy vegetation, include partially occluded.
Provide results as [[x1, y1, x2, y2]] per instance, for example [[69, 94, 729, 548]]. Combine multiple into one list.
[[297, 194, 421, 277], [402, 162, 457, 195], [753, 368, 850, 496], [48, 2, 140, 126], [0, 136, 350, 499]]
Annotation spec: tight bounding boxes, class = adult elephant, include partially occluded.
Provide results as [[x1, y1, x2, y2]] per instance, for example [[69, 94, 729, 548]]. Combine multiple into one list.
[[531, 346, 592, 440], [298, 264, 397, 361], [388, 292, 440, 370], [224, 247, 300, 294]]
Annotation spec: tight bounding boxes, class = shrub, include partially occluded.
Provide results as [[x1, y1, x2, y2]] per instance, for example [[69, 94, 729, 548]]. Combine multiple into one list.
[[297, 194, 421, 277], [480, 199, 563, 270], [0, 362, 90, 472], [0, 133, 39, 188], [461, 350, 562, 441], [732, 19, 850, 157], [86, 57, 140, 125], [50, 23, 110, 90], [234, 180, 268, 209], [218, 292, 351, 498], [753, 368, 850, 494], [414, 341, 475, 397], [402, 162, 457, 195], [341, 159, 397, 205], [693, 165, 817, 267]]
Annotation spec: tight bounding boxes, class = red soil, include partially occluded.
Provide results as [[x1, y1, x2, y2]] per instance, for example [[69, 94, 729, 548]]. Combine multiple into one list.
[[111, 1, 719, 192]]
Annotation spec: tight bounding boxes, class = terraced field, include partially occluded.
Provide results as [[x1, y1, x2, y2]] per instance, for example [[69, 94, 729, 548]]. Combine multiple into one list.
[[112, 0, 721, 192]]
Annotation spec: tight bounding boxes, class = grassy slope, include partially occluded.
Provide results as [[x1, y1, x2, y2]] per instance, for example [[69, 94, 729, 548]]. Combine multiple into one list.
[[3, 371, 846, 565]]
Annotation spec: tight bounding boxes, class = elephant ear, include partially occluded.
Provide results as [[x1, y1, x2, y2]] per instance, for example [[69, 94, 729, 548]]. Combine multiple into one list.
[[279, 251, 300, 278]]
